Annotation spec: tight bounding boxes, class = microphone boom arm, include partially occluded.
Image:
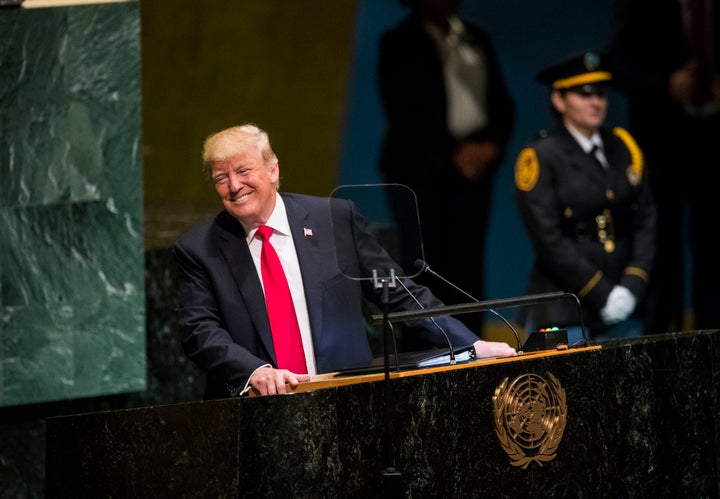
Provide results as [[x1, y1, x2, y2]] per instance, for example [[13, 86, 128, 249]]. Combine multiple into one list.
[[371, 291, 582, 329]]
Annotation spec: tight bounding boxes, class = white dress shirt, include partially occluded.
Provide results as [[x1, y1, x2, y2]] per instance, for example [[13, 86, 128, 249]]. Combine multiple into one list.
[[566, 124, 608, 169], [246, 195, 317, 376]]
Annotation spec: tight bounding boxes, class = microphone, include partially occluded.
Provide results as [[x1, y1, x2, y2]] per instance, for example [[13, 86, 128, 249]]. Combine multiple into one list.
[[395, 276, 457, 364], [415, 259, 523, 353]]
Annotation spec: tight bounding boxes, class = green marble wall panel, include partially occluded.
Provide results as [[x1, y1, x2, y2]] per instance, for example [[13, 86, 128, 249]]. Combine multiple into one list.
[[0, 2, 145, 407]]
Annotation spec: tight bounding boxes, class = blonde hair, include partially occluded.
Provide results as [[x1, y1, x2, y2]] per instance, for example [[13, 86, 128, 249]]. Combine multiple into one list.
[[201, 123, 278, 182]]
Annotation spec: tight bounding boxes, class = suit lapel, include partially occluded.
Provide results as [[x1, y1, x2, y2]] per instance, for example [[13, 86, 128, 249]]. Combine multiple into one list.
[[214, 212, 276, 361], [282, 194, 325, 344]]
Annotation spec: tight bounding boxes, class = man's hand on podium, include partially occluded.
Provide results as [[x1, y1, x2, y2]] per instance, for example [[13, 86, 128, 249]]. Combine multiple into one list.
[[473, 339, 518, 359], [250, 366, 311, 396]]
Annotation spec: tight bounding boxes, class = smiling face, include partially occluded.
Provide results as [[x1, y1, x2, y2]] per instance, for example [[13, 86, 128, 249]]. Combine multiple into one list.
[[203, 125, 279, 230]]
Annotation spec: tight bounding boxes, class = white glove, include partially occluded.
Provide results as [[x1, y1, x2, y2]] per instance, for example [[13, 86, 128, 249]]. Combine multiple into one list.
[[600, 285, 636, 325]]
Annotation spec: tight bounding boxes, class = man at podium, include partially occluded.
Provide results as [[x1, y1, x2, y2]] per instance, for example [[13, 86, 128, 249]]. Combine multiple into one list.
[[173, 123, 516, 398]]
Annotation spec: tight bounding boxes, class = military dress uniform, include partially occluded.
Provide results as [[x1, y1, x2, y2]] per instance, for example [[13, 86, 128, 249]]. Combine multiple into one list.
[[514, 52, 656, 339]]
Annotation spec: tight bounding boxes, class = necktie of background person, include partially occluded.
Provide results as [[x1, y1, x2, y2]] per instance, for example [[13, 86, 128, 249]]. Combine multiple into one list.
[[256, 225, 307, 374], [432, 18, 488, 137], [591, 144, 609, 169]]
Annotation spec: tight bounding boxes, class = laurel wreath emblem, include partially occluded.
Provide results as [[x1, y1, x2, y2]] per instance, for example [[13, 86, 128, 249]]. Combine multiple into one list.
[[493, 372, 567, 469]]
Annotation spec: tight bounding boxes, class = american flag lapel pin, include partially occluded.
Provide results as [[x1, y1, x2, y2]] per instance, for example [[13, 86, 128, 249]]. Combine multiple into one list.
[[303, 227, 313, 237]]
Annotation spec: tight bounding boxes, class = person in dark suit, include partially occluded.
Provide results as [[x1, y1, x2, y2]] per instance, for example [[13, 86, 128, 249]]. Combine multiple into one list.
[[173, 123, 516, 398], [377, 0, 515, 334], [513, 51, 657, 342], [607, 0, 720, 333]]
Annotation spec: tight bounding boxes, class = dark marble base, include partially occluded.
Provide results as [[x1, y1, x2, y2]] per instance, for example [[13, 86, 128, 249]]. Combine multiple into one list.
[[0, 247, 203, 499], [45, 330, 720, 498]]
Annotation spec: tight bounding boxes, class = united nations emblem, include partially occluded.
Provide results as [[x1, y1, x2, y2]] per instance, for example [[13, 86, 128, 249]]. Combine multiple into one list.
[[493, 372, 567, 469]]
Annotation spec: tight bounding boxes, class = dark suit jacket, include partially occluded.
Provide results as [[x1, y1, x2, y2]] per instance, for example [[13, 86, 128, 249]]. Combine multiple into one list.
[[173, 193, 480, 399]]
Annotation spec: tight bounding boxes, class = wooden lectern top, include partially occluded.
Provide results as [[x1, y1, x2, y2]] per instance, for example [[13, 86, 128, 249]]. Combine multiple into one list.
[[250, 345, 601, 396]]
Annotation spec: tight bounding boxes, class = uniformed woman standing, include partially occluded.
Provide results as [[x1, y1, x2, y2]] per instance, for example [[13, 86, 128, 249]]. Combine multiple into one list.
[[514, 51, 656, 343]]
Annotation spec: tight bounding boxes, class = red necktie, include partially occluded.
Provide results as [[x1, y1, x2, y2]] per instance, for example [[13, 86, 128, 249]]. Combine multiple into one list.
[[256, 225, 307, 374]]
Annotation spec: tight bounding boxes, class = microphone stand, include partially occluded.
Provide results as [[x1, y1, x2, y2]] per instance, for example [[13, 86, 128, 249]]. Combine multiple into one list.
[[372, 269, 402, 496], [395, 276, 456, 364]]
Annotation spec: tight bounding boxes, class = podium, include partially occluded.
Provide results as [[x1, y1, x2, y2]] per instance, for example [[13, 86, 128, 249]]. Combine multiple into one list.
[[46, 330, 719, 497]]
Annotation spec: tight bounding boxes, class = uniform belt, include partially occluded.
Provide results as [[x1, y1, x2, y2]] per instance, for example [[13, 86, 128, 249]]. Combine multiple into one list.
[[569, 223, 629, 238], [563, 210, 628, 252]]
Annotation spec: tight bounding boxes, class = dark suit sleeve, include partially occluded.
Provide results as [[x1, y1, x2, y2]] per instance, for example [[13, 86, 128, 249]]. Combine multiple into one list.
[[612, 130, 656, 301], [338, 199, 481, 348], [173, 231, 268, 398]]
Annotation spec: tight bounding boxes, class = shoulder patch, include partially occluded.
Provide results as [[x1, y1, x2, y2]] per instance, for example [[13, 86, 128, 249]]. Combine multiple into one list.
[[613, 127, 644, 186], [515, 147, 540, 192]]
